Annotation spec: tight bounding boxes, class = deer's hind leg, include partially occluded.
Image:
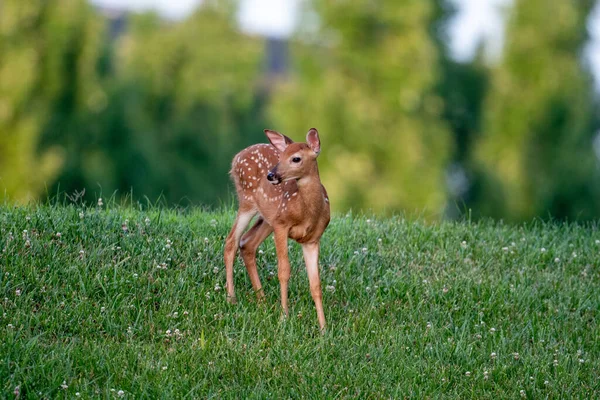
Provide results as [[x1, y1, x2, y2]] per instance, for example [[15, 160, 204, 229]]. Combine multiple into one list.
[[224, 208, 256, 303], [240, 217, 273, 300]]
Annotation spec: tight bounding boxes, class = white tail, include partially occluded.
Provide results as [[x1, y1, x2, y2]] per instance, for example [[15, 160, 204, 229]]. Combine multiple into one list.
[[224, 128, 330, 331]]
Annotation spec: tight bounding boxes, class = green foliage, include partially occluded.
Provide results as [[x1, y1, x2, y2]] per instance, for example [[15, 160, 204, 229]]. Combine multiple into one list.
[[46, 3, 267, 206], [430, 1, 491, 218], [1, 205, 600, 397], [268, 0, 452, 216], [0, 0, 103, 201], [1, 0, 600, 221], [474, 0, 600, 221]]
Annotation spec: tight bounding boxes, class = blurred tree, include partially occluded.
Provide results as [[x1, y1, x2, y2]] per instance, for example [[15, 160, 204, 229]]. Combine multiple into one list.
[[268, 0, 452, 215], [47, 1, 268, 206], [474, 0, 600, 221], [430, 0, 490, 218], [0, 0, 102, 202]]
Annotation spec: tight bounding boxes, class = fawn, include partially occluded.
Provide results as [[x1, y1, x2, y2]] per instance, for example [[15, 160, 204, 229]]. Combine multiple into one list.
[[224, 128, 330, 331]]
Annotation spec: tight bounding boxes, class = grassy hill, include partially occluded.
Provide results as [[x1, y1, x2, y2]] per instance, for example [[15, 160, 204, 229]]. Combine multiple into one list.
[[1, 203, 599, 398]]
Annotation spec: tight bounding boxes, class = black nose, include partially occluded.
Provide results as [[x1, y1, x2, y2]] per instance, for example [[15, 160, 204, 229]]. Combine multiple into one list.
[[267, 172, 275, 182]]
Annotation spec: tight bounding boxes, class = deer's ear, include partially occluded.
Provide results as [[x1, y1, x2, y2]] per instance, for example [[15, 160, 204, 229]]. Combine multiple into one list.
[[265, 129, 293, 153], [306, 128, 321, 155]]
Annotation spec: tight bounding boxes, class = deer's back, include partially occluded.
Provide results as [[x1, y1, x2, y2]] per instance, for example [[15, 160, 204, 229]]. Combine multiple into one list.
[[230, 143, 280, 203]]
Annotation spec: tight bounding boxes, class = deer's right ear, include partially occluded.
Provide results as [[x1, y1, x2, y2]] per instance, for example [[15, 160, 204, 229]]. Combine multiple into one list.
[[265, 129, 293, 153]]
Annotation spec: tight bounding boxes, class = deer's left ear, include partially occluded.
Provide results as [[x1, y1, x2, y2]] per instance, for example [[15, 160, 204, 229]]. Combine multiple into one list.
[[306, 128, 321, 155], [265, 129, 293, 153]]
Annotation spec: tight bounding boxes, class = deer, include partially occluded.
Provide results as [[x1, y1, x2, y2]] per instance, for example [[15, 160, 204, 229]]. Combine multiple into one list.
[[224, 128, 330, 331]]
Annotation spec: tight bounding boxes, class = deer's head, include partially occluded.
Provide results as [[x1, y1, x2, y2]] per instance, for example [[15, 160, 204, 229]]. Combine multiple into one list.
[[264, 128, 321, 185]]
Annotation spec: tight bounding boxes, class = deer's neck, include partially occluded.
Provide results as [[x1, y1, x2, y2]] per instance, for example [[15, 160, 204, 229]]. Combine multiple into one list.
[[295, 169, 324, 213]]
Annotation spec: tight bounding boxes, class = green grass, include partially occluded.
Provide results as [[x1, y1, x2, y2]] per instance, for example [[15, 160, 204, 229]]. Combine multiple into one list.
[[1, 203, 599, 398]]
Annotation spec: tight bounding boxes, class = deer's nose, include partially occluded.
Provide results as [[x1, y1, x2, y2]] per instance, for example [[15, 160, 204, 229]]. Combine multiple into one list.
[[267, 171, 276, 182]]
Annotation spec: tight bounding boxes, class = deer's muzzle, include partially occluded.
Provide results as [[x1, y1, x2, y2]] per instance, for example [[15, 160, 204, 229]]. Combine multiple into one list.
[[267, 166, 282, 185]]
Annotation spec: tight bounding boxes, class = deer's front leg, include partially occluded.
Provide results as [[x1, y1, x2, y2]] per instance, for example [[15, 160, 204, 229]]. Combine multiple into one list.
[[302, 242, 326, 331], [273, 227, 291, 317]]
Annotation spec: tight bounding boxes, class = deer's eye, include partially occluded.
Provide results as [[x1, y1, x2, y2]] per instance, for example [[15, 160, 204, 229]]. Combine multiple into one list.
[[291, 157, 301, 163]]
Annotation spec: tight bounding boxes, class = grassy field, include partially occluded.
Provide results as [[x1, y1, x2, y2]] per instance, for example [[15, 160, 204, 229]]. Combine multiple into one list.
[[1, 203, 599, 398]]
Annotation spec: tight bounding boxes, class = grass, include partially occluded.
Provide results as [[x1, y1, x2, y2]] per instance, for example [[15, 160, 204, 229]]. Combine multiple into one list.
[[1, 202, 599, 399]]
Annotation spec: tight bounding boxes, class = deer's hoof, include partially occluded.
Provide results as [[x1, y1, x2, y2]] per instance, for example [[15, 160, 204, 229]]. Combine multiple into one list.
[[226, 295, 238, 305]]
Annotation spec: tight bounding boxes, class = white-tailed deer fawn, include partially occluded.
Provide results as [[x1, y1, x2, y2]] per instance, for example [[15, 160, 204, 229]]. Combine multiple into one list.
[[224, 128, 330, 331]]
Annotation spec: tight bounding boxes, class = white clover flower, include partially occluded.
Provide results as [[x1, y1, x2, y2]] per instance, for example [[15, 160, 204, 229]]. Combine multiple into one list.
[[213, 267, 219, 274], [502, 247, 509, 251], [426, 322, 432, 329], [258, 249, 264, 254], [489, 327, 496, 334], [15, 289, 21, 296], [490, 352, 497, 359], [79, 211, 84, 219], [554, 257, 560, 263], [61, 381, 68, 390], [325, 285, 335, 293], [204, 237, 209, 244], [214, 284, 222, 292], [541, 248, 546, 253], [101, 307, 106, 312], [520, 390, 525, 398], [118, 390, 125, 397], [98, 198, 103, 207], [465, 371, 471, 377]]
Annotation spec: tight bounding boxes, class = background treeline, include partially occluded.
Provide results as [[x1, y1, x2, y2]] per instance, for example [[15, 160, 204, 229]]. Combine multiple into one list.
[[1, 0, 599, 221]]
